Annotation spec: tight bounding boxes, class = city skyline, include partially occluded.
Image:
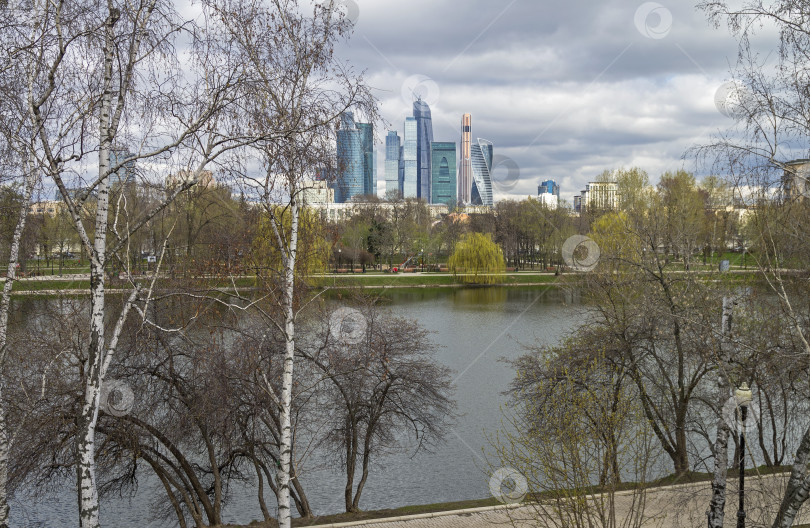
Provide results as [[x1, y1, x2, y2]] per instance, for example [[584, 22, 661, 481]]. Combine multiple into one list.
[[340, 0, 757, 204]]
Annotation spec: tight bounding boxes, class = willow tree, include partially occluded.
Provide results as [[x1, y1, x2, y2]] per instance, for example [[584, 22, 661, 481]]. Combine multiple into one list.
[[448, 232, 506, 284]]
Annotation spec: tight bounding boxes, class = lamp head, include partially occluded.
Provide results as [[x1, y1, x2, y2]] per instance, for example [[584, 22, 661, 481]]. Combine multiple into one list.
[[735, 383, 753, 407]]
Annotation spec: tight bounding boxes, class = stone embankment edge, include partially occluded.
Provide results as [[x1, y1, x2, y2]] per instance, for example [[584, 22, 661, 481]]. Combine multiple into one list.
[[305, 503, 524, 528], [306, 473, 788, 528]]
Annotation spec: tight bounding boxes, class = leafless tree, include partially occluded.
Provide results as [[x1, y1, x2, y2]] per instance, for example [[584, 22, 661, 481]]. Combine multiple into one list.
[[300, 300, 455, 513]]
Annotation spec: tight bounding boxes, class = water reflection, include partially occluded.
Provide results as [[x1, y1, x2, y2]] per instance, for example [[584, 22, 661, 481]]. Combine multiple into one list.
[[10, 287, 583, 527]]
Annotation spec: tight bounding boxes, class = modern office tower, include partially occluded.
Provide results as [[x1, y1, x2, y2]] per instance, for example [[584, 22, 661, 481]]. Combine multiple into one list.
[[573, 195, 582, 213], [430, 142, 457, 206], [538, 179, 560, 198], [336, 111, 364, 203], [403, 117, 418, 198], [385, 131, 401, 199], [470, 138, 494, 206], [110, 149, 136, 187], [357, 122, 374, 197], [413, 99, 434, 201], [538, 179, 560, 207], [458, 114, 472, 204]]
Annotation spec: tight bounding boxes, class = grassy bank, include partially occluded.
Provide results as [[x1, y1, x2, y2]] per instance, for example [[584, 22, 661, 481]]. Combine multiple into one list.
[[5, 268, 760, 295]]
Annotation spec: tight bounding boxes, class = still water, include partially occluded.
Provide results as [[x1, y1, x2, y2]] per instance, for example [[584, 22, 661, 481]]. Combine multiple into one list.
[[12, 286, 585, 527]]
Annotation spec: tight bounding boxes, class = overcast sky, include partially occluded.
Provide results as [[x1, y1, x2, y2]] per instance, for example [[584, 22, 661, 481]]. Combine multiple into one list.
[[330, 0, 762, 203]]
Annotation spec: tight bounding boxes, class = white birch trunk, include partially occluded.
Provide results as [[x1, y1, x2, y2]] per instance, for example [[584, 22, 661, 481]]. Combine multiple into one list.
[[275, 190, 299, 528], [77, 9, 116, 526], [708, 296, 734, 528], [0, 160, 37, 528]]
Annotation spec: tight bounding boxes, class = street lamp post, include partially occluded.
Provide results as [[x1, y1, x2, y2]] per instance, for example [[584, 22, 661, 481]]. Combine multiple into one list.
[[735, 383, 753, 528]]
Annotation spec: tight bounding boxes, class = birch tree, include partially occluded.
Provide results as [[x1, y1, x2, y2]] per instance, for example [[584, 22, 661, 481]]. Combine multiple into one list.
[[695, 1, 810, 525], [0, 159, 38, 528], [1, 0, 262, 524], [210, 1, 376, 526], [0, 40, 45, 525]]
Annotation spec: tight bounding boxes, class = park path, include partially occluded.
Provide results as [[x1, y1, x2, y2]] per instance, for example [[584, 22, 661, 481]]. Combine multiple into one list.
[[309, 473, 808, 528]]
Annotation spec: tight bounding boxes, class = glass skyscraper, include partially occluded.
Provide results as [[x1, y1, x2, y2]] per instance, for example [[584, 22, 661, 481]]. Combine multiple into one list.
[[385, 131, 401, 199], [336, 112, 364, 203], [413, 99, 434, 201], [430, 142, 457, 206], [470, 138, 494, 206], [357, 122, 374, 197], [403, 117, 418, 198]]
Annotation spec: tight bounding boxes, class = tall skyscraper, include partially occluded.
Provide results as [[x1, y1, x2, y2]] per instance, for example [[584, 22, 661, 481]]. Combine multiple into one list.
[[335, 112, 364, 203], [357, 122, 374, 196], [458, 114, 472, 204], [430, 142, 457, 206], [413, 99, 434, 201], [470, 138, 494, 206], [403, 117, 418, 198], [385, 131, 401, 199]]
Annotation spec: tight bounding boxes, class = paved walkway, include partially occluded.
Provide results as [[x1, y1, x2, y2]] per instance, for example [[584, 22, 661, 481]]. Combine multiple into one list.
[[312, 473, 808, 527]]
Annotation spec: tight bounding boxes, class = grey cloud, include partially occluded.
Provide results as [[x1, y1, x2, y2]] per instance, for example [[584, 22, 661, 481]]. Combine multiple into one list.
[[343, 0, 749, 201]]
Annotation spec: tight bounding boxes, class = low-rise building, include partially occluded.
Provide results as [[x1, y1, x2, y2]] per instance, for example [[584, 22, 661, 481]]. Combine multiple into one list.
[[784, 159, 810, 201]]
